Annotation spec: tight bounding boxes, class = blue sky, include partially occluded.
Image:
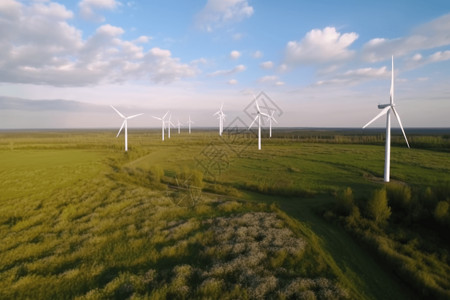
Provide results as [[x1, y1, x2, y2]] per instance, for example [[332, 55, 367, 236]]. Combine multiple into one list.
[[0, 0, 449, 128]]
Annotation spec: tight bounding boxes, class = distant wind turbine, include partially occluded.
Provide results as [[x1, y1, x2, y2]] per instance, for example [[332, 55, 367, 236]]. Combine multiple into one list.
[[111, 105, 143, 152], [177, 119, 183, 134], [187, 115, 194, 134], [167, 114, 175, 139], [268, 111, 278, 138], [363, 56, 410, 182], [153, 111, 169, 141], [213, 103, 226, 136], [248, 100, 270, 150]]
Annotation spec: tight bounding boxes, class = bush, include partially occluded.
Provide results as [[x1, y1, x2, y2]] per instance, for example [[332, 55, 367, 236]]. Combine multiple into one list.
[[177, 168, 204, 189], [335, 187, 354, 216], [434, 201, 449, 226], [386, 183, 411, 211], [367, 188, 391, 225]]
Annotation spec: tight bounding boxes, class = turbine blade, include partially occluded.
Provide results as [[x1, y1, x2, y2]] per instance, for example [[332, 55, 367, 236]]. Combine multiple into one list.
[[363, 106, 390, 129], [255, 100, 261, 113], [152, 116, 162, 120], [390, 56, 394, 105], [116, 120, 126, 137], [127, 113, 144, 119], [392, 107, 410, 148], [111, 105, 125, 119], [271, 115, 278, 124], [162, 111, 169, 120], [248, 115, 258, 129]]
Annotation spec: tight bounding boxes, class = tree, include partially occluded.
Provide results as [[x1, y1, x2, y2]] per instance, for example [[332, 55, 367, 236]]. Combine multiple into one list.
[[367, 188, 391, 225]]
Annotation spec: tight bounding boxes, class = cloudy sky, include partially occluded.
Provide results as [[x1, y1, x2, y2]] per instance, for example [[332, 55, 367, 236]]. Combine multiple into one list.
[[0, 0, 449, 129]]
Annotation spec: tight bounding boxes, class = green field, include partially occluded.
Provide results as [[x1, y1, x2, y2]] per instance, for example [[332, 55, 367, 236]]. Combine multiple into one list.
[[0, 129, 449, 299]]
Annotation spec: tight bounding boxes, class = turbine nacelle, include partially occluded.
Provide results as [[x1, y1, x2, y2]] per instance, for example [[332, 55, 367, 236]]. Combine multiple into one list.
[[378, 104, 391, 109]]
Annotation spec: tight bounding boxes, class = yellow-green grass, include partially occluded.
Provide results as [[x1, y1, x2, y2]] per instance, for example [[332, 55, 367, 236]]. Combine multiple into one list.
[[0, 129, 448, 299]]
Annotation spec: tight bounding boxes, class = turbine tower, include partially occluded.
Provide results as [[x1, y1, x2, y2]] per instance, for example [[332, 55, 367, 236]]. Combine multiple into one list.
[[213, 103, 226, 136], [167, 114, 175, 139], [268, 111, 278, 138], [111, 105, 143, 152], [187, 115, 194, 134], [177, 119, 183, 134], [153, 111, 168, 141], [248, 100, 270, 150], [363, 56, 410, 182]]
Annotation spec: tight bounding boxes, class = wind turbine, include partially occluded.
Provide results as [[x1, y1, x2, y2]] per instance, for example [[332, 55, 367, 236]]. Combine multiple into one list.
[[187, 115, 194, 134], [363, 56, 410, 182], [177, 119, 183, 134], [248, 100, 270, 150], [167, 114, 175, 139], [111, 105, 143, 152], [267, 111, 278, 138], [213, 103, 226, 136], [153, 111, 169, 141]]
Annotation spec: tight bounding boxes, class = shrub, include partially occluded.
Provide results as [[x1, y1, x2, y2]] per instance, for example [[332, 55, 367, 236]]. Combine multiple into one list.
[[367, 188, 391, 225], [434, 201, 449, 225], [386, 183, 411, 211], [335, 187, 354, 216]]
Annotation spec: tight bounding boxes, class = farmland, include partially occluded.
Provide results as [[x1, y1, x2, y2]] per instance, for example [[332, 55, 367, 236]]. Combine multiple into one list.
[[0, 128, 449, 299]]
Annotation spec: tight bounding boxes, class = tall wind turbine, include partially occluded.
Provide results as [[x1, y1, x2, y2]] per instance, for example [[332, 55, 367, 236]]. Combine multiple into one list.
[[248, 100, 270, 150], [167, 114, 175, 139], [267, 111, 278, 138], [213, 103, 226, 136], [111, 105, 143, 152], [153, 111, 168, 141], [187, 115, 194, 134], [177, 119, 183, 134], [363, 56, 410, 182]]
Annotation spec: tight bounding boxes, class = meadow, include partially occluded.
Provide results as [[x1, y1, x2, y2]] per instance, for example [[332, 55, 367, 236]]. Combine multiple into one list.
[[0, 128, 448, 299]]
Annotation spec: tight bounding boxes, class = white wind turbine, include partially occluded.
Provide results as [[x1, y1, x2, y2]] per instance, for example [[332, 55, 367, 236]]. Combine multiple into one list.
[[363, 56, 410, 182], [177, 119, 183, 134], [153, 111, 169, 141], [187, 115, 194, 134], [213, 103, 226, 136], [248, 100, 270, 150], [167, 114, 175, 139], [267, 111, 278, 138], [111, 105, 143, 152]]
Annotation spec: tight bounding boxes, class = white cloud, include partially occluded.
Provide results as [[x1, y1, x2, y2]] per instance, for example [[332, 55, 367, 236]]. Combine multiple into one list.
[[405, 50, 450, 69], [362, 13, 450, 62], [230, 50, 241, 59], [209, 64, 246, 77], [260, 61, 273, 69], [252, 50, 263, 59], [134, 35, 151, 44], [0, 1, 197, 86], [285, 27, 358, 65], [278, 64, 288, 72], [315, 66, 389, 86], [257, 75, 284, 86], [196, 0, 253, 32], [79, 0, 120, 22], [228, 79, 238, 85]]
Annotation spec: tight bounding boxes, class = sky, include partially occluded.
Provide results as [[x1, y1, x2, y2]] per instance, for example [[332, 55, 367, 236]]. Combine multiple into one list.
[[0, 0, 449, 129]]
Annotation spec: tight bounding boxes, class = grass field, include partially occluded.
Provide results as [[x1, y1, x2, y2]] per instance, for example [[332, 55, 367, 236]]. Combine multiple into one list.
[[0, 129, 448, 299]]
